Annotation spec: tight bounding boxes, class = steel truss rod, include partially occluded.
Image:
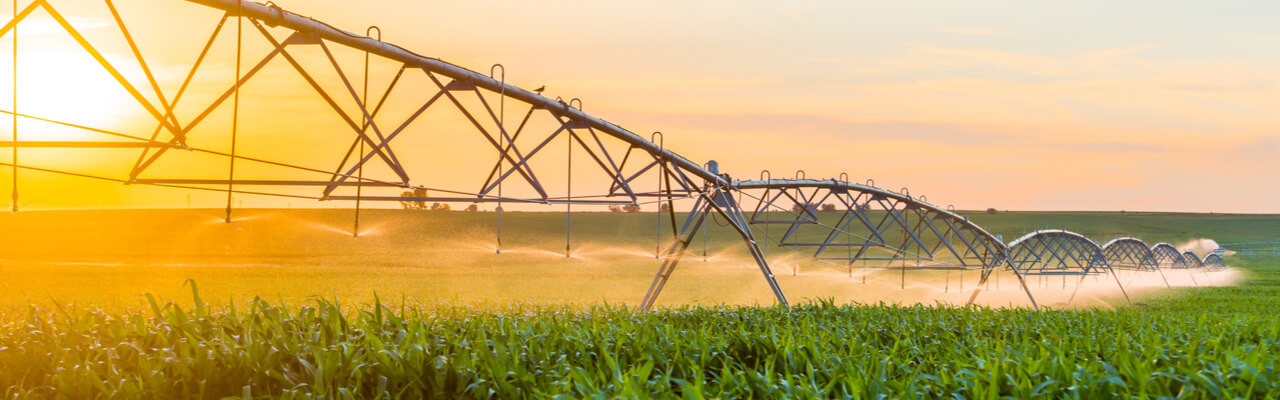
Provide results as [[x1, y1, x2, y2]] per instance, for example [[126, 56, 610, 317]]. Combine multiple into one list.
[[183, 0, 725, 187], [16, 1, 188, 145], [994, 229, 1131, 306], [1151, 243, 1190, 269], [133, 179, 403, 187], [328, 195, 635, 205], [1103, 237, 1160, 271], [0, 161, 320, 200], [734, 180, 999, 266], [0, 141, 178, 148], [0, 0, 1213, 313], [730, 179, 1041, 308], [0, 109, 406, 187], [737, 189, 889, 254]]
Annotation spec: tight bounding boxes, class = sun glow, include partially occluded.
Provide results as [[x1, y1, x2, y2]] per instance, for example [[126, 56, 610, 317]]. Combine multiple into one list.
[[0, 26, 151, 176], [5, 48, 140, 139]]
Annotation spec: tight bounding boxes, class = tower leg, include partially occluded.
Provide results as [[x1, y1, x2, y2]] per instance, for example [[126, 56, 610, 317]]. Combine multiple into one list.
[[1066, 275, 1088, 304], [1156, 268, 1172, 288], [1108, 267, 1132, 305], [638, 202, 707, 311], [968, 259, 1039, 310], [640, 188, 787, 311]]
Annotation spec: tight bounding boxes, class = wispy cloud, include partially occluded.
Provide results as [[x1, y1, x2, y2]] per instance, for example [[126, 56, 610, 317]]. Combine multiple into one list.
[[5, 17, 111, 37], [940, 29, 1003, 36], [809, 56, 856, 64], [609, 111, 1022, 146], [1080, 44, 1160, 60], [874, 42, 1164, 76], [1053, 141, 1174, 154]]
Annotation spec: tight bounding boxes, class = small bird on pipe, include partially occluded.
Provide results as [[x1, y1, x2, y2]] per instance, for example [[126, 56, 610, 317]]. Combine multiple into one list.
[[533, 85, 546, 94]]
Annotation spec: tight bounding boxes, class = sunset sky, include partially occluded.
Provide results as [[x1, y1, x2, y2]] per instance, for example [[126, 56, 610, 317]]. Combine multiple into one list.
[[0, 0, 1277, 213]]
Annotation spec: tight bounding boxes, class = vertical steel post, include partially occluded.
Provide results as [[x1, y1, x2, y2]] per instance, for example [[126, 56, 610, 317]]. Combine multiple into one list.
[[652, 132, 663, 259], [862, 259, 866, 284], [224, 1, 241, 223], [843, 175, 852, 278], [565, 120, 571, 257], [8, 0, 14, 212], [760, 170, 770, 260], [701, 212, 707, 262], [900, 225, 906, 289], [491, 64, 504, 254], [354, 26, 379, 238], [794, 170, 804, 277], [702, 169, 708, 262]]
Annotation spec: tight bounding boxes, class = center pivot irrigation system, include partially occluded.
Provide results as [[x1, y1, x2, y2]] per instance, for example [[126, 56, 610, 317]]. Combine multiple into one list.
[[1, 0, 1228, 310]]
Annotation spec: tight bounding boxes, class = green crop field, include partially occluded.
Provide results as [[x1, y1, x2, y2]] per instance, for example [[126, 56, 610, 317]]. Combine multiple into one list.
[[0, 209, 1277, 397]]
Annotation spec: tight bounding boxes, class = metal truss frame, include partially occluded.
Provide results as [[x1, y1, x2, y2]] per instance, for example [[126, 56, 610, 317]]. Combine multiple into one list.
[[0, 0, 778, 310], [1151, 243, 1190, 269], [1102, 237, 1178, 288], [0, 0, 709, 205], [1203, 254, 1227, 271], [1102, 237, 1160, 271], [998, 230, 1131, 305], [1182, 251, 1204, 269], [0, 0, 1228, 311], [734, 179, 1005, 270], [728, 179, 1042, 309]]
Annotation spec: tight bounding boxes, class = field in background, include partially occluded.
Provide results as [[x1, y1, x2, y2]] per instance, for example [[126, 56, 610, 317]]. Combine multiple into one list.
[[0, 209, 1272, 310], [1, 209, 1278, 397]]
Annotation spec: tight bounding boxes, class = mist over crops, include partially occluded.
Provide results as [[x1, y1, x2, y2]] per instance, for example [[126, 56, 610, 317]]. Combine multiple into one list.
[[0, 209, 1263, 310], [1, 209, 1278, 397]]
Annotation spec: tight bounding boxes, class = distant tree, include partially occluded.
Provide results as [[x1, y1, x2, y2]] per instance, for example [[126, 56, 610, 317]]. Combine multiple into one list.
[[623, 204, 641, 213], [430, 202, 451, 211], [465, 204, 479, 212], [608, 205, 623, 213], [985, 208, 998, 214], [494, 206, 503, 212], [659, 203, 671, 213], [399, 188, 428, 210], [792, 202, 819, 214], [820, 203, 837, 212]]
